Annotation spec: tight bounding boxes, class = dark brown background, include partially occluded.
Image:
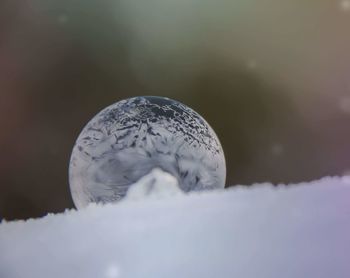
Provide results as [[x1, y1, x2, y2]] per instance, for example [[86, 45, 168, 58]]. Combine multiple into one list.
[[1, 0, 350, 220]]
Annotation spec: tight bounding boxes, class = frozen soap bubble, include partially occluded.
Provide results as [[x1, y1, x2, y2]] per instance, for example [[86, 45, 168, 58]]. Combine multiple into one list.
[[69, 96, 226, 209]]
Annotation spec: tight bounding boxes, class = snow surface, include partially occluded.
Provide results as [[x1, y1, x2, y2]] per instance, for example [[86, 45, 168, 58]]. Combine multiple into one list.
[[1, 174, 350, 278]]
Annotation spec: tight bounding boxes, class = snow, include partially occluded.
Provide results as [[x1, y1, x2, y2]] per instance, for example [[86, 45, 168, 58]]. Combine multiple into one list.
[[1, 174, 350, 278], [125, 168, 183, 200]]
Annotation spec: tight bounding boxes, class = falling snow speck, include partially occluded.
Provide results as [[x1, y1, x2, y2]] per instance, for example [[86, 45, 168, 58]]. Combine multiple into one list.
[[58, 14, 68, 24], [271, 143, 284, 156], [338, 96, 350, 114], [247, 60, 258, 70], [340, 0, 350, 11]]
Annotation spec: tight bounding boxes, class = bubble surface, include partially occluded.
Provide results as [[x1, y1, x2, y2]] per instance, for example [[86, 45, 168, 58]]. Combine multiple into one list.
[[69, 96, 226, 208]]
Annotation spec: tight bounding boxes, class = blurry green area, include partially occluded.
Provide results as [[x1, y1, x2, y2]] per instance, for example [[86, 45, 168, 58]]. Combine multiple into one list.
[[1, 0, 350, 219]]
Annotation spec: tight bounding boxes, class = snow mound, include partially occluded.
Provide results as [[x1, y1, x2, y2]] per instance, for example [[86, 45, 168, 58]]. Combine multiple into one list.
[[1, 175, 350, 278], [125, 168, 183, 201]]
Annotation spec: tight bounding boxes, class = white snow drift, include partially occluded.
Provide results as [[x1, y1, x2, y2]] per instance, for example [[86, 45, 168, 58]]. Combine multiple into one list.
[[1, 172, 350, 278]]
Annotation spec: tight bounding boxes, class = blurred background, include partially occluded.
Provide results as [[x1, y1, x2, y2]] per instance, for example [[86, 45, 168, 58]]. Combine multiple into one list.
[[1, 0, 350, 220]]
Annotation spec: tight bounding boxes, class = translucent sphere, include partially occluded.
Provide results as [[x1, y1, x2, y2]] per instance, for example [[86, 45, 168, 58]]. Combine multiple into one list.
[[69, 96, 226, 209]]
